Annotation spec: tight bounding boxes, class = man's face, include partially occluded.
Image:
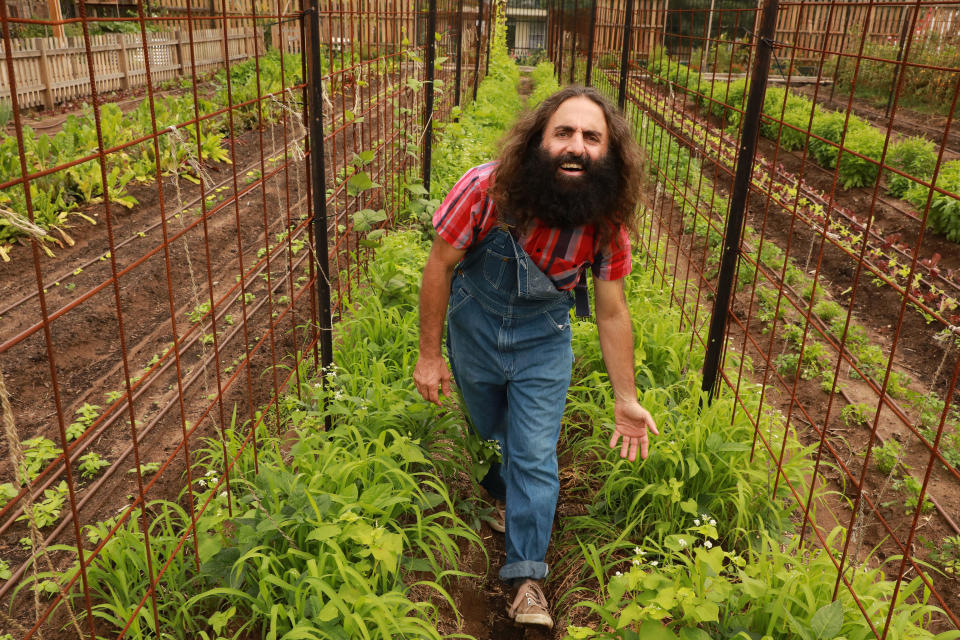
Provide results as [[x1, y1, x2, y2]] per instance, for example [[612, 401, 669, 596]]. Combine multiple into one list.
[[540, 96, 610, 179], [509, 96, 620, 230]]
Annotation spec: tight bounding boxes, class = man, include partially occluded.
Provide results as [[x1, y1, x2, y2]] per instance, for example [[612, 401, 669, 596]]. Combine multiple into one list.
[[413, 86, 658, 629]]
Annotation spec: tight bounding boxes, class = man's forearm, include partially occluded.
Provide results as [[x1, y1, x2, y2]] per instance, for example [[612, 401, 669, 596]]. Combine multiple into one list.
[[597, 307, 638, 403], [418, 253, 455, 359]]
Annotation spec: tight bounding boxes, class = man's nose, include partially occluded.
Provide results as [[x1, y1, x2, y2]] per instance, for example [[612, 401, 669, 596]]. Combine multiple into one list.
[[567, 132, 585, 155]]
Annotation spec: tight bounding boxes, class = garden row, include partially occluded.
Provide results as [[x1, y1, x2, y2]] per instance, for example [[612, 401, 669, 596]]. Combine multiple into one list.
[[646, 49, 960, 242], [0, 49, 303, 261], [615, 65, 960, 473], [684, 32, 959, 118], [593, 67, 960, 581], [0, 12, 518, 638]]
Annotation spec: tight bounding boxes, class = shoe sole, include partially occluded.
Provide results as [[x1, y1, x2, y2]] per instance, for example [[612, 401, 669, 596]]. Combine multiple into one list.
[[514, 612, 554, 628]]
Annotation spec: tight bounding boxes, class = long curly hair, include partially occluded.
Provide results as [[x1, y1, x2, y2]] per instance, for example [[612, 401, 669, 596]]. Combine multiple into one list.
[[489, 85, 644, 246]]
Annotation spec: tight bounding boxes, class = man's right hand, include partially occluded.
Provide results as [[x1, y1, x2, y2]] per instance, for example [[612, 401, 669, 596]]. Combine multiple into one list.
[[413, 355, 452, 405]]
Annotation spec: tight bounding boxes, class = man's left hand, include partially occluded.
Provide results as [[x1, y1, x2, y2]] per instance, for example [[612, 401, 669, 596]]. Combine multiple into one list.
[[608, 401, 659, 462]]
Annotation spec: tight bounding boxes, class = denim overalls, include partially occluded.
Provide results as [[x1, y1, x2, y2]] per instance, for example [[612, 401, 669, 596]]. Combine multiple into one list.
[[446, 226, 575, 581]]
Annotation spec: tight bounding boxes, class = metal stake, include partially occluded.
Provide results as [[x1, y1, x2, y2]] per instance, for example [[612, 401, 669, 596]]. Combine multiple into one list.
[[617, 0, 635, 110], [700, 0, 780, 401], [585, 0, 597, 85], [307, 0, 333, 426], [423, 0, 438, 192]]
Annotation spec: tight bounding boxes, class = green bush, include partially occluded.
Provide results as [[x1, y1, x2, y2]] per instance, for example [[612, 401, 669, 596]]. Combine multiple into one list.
[[809, 109, 850, 169], [887, 136, 937, 198], [905, 159, 960, 241], [837, 124, 885, 189]]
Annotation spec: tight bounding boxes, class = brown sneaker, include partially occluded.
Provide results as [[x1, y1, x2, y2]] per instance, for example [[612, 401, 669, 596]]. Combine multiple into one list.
[[506, 579, 553, 629]]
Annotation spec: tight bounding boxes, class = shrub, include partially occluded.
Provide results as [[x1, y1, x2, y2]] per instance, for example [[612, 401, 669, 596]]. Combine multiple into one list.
[[887, 136, 937, 198], [906, 159, 960, 242], [837, 124, 885, 189], [809, 109, 850, 169]]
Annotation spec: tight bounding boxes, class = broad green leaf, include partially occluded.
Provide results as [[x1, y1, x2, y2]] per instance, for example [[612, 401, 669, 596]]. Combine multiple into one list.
[[692, 601, 720, 623], [637, 621, 679, 640], [679, 629, 713, 640], [209, 606, 235, 634], [679, 498, 699, 515], [617, 602, 645, 628], [306, 523, 341, 542], [346, 173, 379, 197], [809, 600, 843, 639], [317, 600, 339, 622]]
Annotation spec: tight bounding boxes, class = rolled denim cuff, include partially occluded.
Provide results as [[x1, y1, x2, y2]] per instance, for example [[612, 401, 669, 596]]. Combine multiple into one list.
[[499, 560, 549, 582]]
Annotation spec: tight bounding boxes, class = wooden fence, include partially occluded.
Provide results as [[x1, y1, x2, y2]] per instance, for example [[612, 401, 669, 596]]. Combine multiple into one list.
[[0, 27, 301, 111], [575, 0, 960, 65]]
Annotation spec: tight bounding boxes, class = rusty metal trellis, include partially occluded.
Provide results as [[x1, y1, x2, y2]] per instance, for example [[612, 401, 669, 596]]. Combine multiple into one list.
[[0, 0, 490, 636], [551, 0, 960, 634]]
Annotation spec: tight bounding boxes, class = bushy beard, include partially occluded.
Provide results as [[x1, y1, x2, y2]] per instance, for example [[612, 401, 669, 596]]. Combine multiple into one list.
[[507, 145, 622, 230]]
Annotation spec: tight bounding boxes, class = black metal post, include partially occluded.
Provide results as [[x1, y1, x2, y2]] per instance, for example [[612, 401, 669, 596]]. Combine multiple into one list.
[[585, 0, 597, 85], [701, 0, 780, 401], [485, 0, 492, 76], [557, 0, 565, 82], [569, 0, 578, 83], [617, 0, 635, 110], [473, 0, 483, 100], [307, 0, 333, 426], [455, 0, 464, 108], [423, 0, 438, 192]]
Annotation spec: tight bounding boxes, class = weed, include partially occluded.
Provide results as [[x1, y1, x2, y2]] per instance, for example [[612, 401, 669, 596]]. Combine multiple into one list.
[[872, 439, 902, 475], [841, 402, 873, 428]]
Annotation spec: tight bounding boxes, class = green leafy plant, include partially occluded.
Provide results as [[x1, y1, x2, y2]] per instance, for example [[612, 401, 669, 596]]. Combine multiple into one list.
[[0, 483, 17, 508], [17, 481, 68, 529], [893, 474, 934, 515], [841, 402, 873, 428], [929, 534, 960, 576], [66, 402, 101, 442], [18, 437, 61, 484], [78, 452, 110, 480], [872, 438, 902, 475]]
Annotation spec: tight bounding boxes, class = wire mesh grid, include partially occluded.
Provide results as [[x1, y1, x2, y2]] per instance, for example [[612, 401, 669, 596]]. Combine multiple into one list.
[[0, 0, 489, 636], [551, 0, 960, 635]]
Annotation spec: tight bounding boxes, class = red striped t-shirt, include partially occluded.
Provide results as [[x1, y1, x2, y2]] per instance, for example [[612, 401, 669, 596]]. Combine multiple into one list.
[[432, 162, 632, 291]]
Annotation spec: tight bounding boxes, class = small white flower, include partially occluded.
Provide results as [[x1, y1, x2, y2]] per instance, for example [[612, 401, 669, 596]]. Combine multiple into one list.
[[632, 559, 640, 566], [678, 538, 687, 547], [709, 519, 716, 526], [205, 470, 216, 476], [650, 560, 659, 566], [704, 540, 713, 549], [694, 519, 700, 526], [634, 546, 642, 555], [220, 491, 228, 499], [615, 571, 622, 576]]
